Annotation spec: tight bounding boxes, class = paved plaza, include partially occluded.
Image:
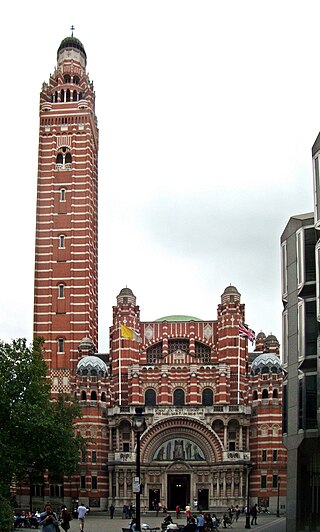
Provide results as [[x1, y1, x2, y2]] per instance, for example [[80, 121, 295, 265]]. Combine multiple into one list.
[[66, 512, 286, 532]]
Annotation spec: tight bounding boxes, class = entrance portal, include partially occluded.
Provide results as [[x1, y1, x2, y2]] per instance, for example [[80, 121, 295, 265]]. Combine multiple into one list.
[[197, 488, 209, 511], [167, 474, 190, 511]]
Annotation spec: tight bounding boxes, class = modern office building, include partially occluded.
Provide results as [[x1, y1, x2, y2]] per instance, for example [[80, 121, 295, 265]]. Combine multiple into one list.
[[281, 134, 320, 530]]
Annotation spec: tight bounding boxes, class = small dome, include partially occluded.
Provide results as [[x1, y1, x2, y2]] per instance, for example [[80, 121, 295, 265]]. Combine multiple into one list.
[[223, 285, 240, 295], [250, 353, 283, 376], [117, 287, 136, 306], [265, 334, 279, 346], [221, 285, 241, 305], [78, 337, 95, 354], [57, 36, 87, 62], [155, 315, 202, 322], [118, 287, 134, 297], [76, 355, 107, 377], [256, 331, 266, 340]]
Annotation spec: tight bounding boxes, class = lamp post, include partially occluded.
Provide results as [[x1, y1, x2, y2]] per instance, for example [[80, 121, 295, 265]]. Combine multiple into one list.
[[26, 465, 34, 514], [276, 476, 280, 517], [132, 407, 146, 532], [245, 465, 252, 529]]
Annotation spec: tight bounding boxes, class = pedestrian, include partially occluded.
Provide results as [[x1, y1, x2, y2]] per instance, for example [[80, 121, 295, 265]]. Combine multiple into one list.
[[77, 502, 88, 531], [39, 503, 59, 532], [60, 504, 72, 531], [109, 503, 115, 519], [196, 512, 204, 532], [185, 504, 191, 522], [250, 503, 258, 526], [176, 504, 180, 519], [235, 505, 240, 522]]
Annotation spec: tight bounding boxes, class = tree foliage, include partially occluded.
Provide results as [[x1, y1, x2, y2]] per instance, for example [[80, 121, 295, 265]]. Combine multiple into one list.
[[0, 338, 83, 496]]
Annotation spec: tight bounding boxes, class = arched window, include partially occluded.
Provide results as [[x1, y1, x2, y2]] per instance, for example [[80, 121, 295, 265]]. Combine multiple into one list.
[[173, 388, 185, 406], [101, 392, 106, 402], [60, 189, 66, 201], [262, 389, 268, 399], [81, 391, 87, 400], [73, 75, 80, 85], [65, 153, 72, 164], [66, 89, 71, 102], [145, 389, 156, 406], [273, 388, 278, 398], [252, 390, 258, 400], [56, 153, 63, 165], [202, 388, 214, 406], [91, 391, 97, 401], [64, 74, 71, 83], [60, 89, 64, 102], [73, 90, 78, 101]]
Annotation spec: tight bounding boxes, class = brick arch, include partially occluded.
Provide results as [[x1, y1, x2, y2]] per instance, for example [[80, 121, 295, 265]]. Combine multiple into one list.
[[140, 416, 223, 464]]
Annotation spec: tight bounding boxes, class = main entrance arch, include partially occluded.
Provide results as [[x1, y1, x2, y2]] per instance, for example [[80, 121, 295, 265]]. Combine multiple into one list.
[[140, 416, 223, 510]]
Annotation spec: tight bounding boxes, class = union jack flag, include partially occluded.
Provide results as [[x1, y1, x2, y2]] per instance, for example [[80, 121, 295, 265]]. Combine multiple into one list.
[[239, 323, 256, 345]]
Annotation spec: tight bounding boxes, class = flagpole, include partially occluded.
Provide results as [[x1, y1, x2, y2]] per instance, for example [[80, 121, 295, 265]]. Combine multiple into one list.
[[118, 321, 122, 406], [237, 332, 241, 404]]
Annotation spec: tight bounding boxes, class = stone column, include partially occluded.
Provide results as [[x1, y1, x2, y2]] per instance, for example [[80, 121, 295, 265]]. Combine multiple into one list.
[[239, 425, 243, 450]]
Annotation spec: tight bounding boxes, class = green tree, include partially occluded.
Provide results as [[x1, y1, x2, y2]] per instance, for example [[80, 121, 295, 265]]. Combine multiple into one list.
[[0, 337, 83, 498]]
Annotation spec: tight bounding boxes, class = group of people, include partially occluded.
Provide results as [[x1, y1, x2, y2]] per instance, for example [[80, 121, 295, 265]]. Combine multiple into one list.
[[160, 511, 220, 532], [122, 503, 135, 519], [14, 502, 88, 531]]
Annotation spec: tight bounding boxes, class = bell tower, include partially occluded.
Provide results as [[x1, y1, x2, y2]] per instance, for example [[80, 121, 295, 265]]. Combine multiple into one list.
[[33, 30, 99, 384]]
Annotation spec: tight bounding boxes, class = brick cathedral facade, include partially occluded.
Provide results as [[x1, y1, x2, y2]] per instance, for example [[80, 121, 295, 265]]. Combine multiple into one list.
[[18, 34, 287, 513]]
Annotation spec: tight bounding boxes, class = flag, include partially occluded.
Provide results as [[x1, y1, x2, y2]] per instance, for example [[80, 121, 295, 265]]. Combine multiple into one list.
[[120, 323, 142, 342], [239, 323, 256, 345]]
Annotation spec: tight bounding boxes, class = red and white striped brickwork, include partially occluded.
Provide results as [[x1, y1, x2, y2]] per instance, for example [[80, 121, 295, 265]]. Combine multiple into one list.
[[33, 37, 98, 382]]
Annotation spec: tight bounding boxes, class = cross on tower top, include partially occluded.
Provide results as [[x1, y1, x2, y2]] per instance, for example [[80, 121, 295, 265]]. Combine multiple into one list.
[[70, 25, 75, 36]]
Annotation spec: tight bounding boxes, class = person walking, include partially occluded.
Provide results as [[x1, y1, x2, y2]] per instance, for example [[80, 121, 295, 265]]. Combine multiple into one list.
[[77, 502, 88, 531], [250, 504, 258, 526], [39, 503, 59, 532], [60, 504, 72, 531]]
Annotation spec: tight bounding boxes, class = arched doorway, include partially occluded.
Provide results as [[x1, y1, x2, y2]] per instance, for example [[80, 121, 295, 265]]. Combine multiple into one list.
[[167, 474, 190, 510]]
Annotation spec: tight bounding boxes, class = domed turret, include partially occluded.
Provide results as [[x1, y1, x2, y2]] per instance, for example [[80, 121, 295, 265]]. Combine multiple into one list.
[[265, 334, 280, 354], [117, 287, 136, 306], [221, 285, 241, 305], [250, 353, 283, 376], [265, 334, 279, 346], [255, 331, 267, 352], [78, 337, 95, 355], [57, 30, 87, 69], [76, 355, 107, 377], [57, 36, 86, 60]]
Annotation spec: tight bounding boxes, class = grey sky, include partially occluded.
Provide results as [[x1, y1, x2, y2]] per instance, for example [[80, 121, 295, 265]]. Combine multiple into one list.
[[1, 1, 317, 353]]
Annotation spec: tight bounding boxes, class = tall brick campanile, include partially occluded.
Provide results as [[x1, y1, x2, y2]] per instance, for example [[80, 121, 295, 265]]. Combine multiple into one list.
[[33, 33, 99, 381]]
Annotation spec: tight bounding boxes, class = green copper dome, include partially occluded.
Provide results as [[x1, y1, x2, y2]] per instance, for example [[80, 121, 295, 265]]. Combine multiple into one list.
[[57, 36, 87, 62], [155, 315, 203, 322]]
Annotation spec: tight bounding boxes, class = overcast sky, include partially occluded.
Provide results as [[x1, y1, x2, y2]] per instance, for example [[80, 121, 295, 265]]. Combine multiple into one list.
[[1, 1, 318, 353]]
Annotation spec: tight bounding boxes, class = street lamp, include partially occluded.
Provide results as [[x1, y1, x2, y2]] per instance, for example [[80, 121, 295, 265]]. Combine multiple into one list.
[[132, 407, 146, 532], [245, 465, 252, 529], [276, 476, 280, 517], [26, 465, 34, 514]]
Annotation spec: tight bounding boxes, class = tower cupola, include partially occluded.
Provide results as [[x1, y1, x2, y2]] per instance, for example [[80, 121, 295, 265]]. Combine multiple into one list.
[[57, 31, 87, 69]]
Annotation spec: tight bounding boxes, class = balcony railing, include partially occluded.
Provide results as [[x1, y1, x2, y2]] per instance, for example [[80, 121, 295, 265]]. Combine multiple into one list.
[[107, 404, 251, 418], [108, 452, 136, 462], [222, 451, 251, 462]]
